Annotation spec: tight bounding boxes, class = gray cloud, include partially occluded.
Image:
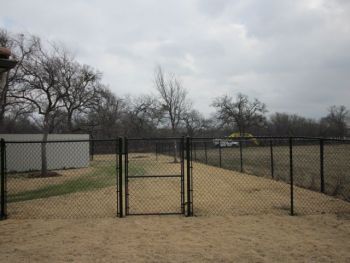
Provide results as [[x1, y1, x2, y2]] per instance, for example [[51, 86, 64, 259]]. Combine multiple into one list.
[[1, 0, 349, 118]]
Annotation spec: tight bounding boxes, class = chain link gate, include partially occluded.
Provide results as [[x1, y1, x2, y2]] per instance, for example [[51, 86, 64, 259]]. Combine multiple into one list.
[[123, 138, 190, 216]]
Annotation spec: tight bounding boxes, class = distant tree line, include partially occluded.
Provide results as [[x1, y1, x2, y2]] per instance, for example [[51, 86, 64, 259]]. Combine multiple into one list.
[[1, 28, 349, 140]]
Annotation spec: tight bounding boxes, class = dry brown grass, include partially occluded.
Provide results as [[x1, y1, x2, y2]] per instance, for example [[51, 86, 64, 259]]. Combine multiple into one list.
[[193, 143, 350, 200], [192, 161, 350, 216], [1, 214, 350, 262]]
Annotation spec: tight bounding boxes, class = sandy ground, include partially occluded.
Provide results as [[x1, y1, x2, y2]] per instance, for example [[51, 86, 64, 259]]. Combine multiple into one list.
[[1, 213, 350, 262]]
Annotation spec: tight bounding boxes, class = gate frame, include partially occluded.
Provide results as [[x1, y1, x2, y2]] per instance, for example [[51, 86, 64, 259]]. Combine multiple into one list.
[[124, 137, 190, 216], [186, 136, 193, 216]]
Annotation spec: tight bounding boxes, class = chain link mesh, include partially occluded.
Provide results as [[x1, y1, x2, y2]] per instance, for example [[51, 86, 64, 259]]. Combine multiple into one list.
[[1, 137, 349, 219], [191, 137, 350, 216], [324, 140, 350, 201], [5, 140, 119, 219], [126, 139, 184, 215]]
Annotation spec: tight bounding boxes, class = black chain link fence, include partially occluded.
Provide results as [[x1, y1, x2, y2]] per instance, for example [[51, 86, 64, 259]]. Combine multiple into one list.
[[1, 139, 121, 219], [191, 137, 350, 216], [0, 136, 349, 219]]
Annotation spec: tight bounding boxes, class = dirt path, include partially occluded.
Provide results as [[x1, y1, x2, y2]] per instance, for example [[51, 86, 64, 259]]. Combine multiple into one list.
[[1, 213, 350, 262]]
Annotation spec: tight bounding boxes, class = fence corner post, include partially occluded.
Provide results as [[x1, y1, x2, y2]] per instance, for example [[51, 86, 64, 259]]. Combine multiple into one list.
[[289, 137, 294, 216], [1, 138, 6, 220], [320, 138, 325, 193]]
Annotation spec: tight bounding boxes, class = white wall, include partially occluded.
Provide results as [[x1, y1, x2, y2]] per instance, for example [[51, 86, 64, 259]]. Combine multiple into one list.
[[0, 134, 90, 172]]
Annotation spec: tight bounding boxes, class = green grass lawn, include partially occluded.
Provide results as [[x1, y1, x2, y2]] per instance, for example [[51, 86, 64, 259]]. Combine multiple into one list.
[[8, 160, 144, 203]]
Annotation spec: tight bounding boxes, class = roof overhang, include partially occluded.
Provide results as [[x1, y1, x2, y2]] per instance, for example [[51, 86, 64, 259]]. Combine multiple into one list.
[[0, 58, 17, 73]]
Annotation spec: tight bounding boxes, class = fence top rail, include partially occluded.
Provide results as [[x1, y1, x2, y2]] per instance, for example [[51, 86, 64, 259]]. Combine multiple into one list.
[[127, 137, 185, 141], [1, 138, 119, 144], [190, 136, 350, 142], [1, 136, 349, 144]]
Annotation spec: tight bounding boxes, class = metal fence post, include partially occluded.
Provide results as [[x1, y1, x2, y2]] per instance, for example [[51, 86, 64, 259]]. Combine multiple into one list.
[[1, 139, 6, 220], [181, 137, 185, 214], [204, 142, 208, 164], [155, 143, 158, 161], [320, 138, 325, 193], [186, 136, 192, 216], [289, 137, 294, 216], [90, 140, 94, 161], [270, 139, 274, 179], [118, 137, 123, 218], [124, 137, 129, 216], [219, 143, 222, 168], [194, 142, 197, 161], [191, 140, 194, 216], [239, 139, 243, 173]]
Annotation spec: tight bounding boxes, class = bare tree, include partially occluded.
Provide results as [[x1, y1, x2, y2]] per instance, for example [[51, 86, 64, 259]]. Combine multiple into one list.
[[59, 52, 101, 132], [268, 112, 320, 137], [10, 39, 66, 176], [182, 109, 207, 137], [0, 29, 37, 131], [123, 95, 161, 137], [80, 87, 126, 138], [155, 66, 190, 162], [320, 105, 349, 137], [212, 93, 267, 136]]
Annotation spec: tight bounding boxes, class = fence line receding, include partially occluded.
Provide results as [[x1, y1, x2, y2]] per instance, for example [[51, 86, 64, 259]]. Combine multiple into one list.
[[0, 136, 349, 219]]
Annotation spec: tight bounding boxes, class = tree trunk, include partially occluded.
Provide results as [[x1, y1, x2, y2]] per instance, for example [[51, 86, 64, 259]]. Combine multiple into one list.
[[41, 116, 50, 176], [67, 112, 73, 132], [0, 72, 8, 132], [172, 129, 178, 163], [173, 139, 178, 163]]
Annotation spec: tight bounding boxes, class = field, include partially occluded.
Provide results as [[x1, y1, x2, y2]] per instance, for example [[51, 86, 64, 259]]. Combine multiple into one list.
[[1, 144, 350, 262], [191, 141, 350, 201]]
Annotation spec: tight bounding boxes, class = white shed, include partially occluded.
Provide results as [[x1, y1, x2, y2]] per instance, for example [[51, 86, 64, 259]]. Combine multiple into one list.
[[0, 134, 90, 172]]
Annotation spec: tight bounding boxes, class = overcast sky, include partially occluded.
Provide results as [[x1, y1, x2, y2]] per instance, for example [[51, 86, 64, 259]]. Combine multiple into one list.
[[1, 0, 350, 119]]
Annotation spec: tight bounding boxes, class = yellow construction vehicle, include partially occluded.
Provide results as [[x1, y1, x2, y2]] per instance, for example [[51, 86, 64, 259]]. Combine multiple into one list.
[[228, 132, 259, 145]]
